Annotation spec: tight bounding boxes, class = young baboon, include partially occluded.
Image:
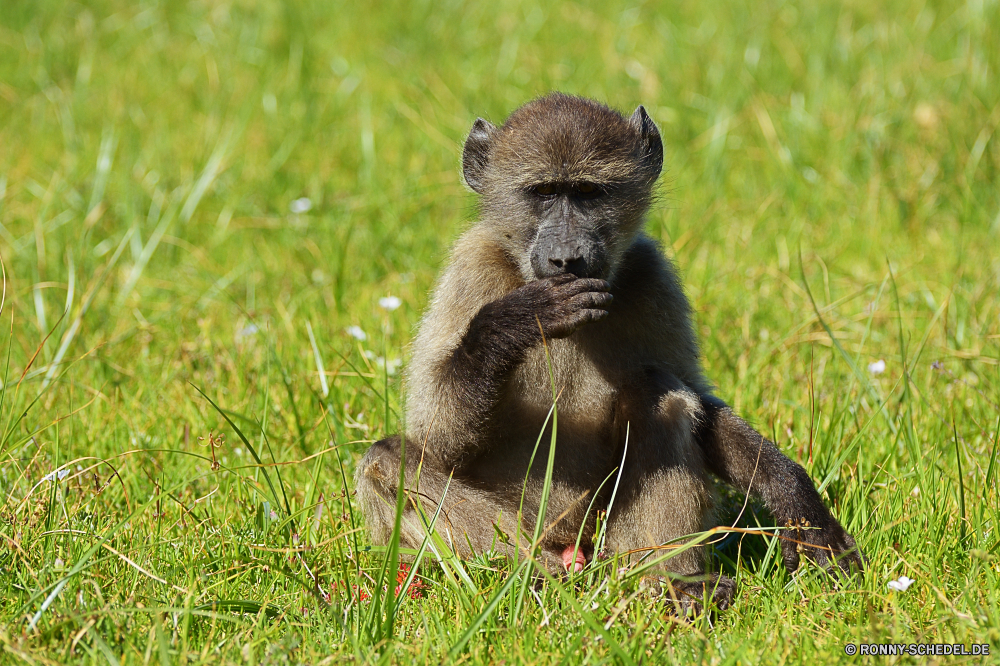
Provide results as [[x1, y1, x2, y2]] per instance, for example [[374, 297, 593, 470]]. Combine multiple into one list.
[[356, 92, 863, 611]]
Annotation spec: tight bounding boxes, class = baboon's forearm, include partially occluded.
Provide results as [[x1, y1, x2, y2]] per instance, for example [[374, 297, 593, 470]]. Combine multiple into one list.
[[698, 397, 834, 527], [420, 296, 542, 469]]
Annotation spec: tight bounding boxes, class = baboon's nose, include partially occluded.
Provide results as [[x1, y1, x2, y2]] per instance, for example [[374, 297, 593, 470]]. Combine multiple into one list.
[[549, 254, 584, 273], [531, 233, 604, 279]]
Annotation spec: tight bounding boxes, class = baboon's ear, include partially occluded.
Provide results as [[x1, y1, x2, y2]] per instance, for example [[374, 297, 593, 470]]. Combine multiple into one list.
[[462, 118, 497, 194], [629, 106, 663, 180]]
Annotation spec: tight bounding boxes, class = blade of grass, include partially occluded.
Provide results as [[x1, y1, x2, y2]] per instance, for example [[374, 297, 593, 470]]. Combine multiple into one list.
[[513, 323, 560, 624], [390, 474, 452, 617], [953, 416, 967, 545], [42, 227, 134, 391], [365, 434, 406, 643], [306, 321, 330, 398], [19, 469, 218, 629], [190, 383, 283, 514], [596, 422, 629, 555], [532, 563, 637, 666], [115, 199, 177, 307], [446, 559, 530, 659], [86, 128, 117, 216], [799, 247, 897, 437], [985, 414, 1000, 493]]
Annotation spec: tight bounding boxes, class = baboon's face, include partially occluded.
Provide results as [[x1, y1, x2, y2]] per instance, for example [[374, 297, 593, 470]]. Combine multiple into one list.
[[462, 94, 663, 283]]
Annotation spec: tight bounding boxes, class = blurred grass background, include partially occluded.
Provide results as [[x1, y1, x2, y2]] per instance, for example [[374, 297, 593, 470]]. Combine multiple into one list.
[[1, 0, 998, 663]]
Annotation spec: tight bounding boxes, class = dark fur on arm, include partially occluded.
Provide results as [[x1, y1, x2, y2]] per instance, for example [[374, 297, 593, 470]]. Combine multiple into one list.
[[447, 291, 547, 408], [697, 395, 864, 574], [432, 275, 611, 470]]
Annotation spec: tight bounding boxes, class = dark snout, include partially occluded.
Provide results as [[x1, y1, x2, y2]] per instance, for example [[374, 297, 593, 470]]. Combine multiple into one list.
[[530, 228, 606, 279], [530, 197, 610, 279]]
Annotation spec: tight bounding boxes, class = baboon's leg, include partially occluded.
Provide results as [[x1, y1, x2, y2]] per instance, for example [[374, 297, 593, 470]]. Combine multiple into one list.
[[356, 436, 564, 571], [603, 390, 735, 611]]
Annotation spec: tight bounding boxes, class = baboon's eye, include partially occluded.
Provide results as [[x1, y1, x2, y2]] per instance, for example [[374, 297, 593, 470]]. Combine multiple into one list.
[[575, 182, 604, 199], [533, 183, 556, 197]]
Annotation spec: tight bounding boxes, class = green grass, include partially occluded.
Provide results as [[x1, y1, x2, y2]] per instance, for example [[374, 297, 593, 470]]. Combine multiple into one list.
[[1, 0, 999, 662]]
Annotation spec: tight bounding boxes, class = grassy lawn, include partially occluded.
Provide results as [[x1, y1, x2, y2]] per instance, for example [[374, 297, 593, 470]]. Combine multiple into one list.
[[1, 0, 998, 662]]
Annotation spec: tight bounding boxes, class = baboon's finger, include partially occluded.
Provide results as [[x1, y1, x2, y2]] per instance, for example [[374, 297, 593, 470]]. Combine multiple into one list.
[[553, 278, 610, 297], [568, 291, 613, 310]]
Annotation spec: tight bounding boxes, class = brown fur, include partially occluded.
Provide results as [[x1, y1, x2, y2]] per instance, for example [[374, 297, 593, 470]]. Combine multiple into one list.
[[356, 93, 863, 612]]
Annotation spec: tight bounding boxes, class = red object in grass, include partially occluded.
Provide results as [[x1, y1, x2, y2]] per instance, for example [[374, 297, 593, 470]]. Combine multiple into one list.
[[338, 563, 428, 604], [394, 563, 429, 599]]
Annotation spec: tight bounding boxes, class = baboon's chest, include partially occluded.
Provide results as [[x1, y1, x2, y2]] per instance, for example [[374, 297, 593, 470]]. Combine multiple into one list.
[[473, 340, 625, 487], [527, 338, 618, 399], [500, 339, 621, 434]]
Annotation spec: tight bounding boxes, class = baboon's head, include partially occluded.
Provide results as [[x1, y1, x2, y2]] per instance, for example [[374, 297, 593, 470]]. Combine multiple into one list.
[[462, 93, 662, 282]]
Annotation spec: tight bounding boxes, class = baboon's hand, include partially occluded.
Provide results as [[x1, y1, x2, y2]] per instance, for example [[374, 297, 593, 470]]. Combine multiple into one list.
[[517, 274, 612, 339], [780, 518, 865, 576], [460, 276, 611, 370]]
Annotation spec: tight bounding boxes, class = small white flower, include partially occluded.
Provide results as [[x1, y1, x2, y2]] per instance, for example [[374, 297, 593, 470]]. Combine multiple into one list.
[[364, 351, 401, 375], [54, 558, 65, 569], [887, 575, 914, 592], [238, 324, 259, 337], [346, 326, 367, 341], [269, 509, 279, 521], [289, 197, 312, 214], [868, 359, 886, 375], [43, 469, 70, 482], [379, 295, 401, 311]]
